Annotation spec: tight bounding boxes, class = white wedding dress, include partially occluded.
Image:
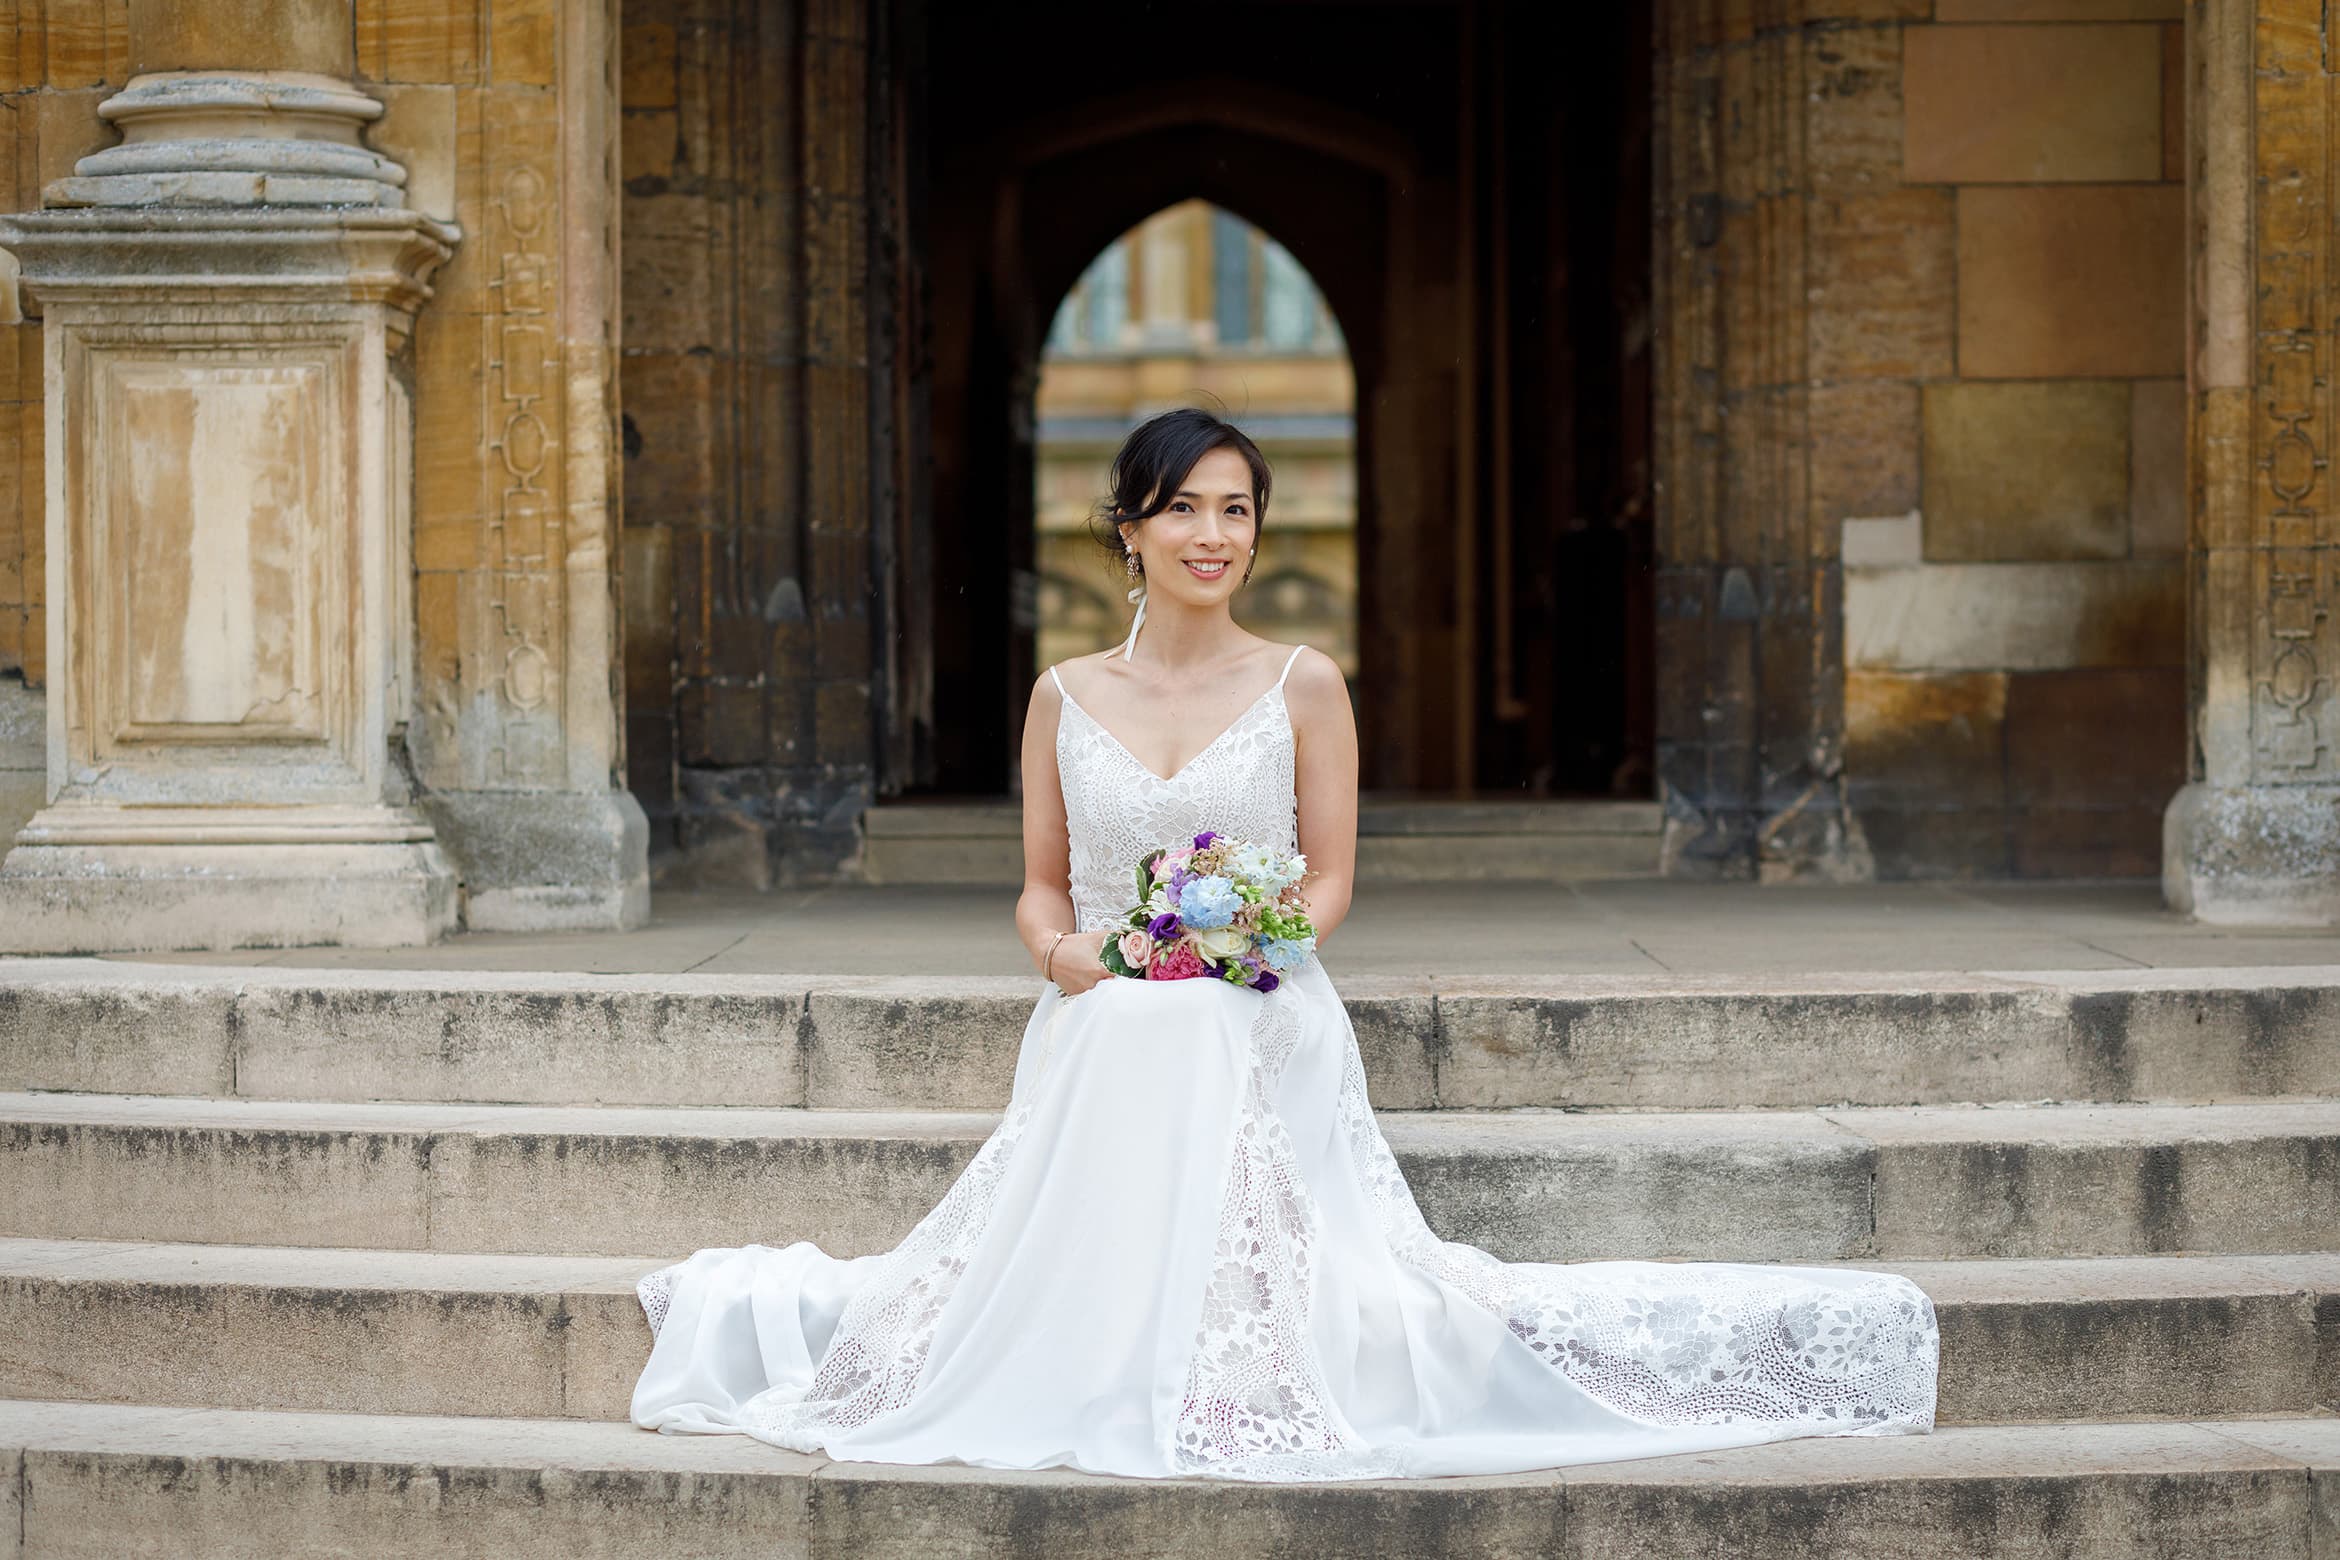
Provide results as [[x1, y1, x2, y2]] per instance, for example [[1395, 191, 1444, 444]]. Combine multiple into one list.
[[631, 642, 1939, 1480]]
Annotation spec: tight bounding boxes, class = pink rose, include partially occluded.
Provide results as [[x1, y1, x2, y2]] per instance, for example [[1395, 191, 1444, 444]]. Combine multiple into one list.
[[1153, 940, 1208, 981], [1118, 929, 1154, 972]]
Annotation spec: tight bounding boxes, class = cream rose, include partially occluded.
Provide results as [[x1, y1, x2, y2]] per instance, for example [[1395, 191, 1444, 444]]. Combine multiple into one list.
[[1189, 923, 1249, 961], [1117, 929, 1154, 970]]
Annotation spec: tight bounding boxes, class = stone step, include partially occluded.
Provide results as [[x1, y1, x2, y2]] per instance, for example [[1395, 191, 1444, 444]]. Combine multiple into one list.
[[5, 1092, 2335, 1263], [2, 1399, 2333, 1557], [2, 1239, 2331, 1427], [859, 797, 1664, 884], [7, 959, 2335, 1112]]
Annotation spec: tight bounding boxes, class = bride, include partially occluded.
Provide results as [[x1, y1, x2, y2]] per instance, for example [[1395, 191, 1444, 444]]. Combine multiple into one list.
[[631, 408, 1940, 1480]]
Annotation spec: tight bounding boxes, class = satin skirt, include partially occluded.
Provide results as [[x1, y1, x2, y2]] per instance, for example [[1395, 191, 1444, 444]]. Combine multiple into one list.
[[629, 959, 1939, 1480]]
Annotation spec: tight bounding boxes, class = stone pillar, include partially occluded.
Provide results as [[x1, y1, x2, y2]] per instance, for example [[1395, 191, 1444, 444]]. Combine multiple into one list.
[[1650, 0, 1871, 883], [2165, 0, 2340, 923], [0, 1, 462, 950]]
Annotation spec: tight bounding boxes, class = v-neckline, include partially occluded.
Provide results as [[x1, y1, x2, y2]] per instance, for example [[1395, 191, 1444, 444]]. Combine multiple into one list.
[[1058, 680, 1284, 786]]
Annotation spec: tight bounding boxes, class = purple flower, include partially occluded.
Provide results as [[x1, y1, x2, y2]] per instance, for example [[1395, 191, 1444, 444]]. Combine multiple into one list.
[[1193, 831, 1219, 848], [1254, 971, 1280, 992], [1169, 867, 1194, 895], [1146, 911, 1181, 939]]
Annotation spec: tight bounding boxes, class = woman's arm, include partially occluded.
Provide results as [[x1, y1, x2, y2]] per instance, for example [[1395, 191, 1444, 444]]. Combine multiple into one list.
[[1015, 671, 1080, 976], [1286, 647, 1360, 943]]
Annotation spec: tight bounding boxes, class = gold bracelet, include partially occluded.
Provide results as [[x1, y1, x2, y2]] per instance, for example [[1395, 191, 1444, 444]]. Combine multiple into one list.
[[1043, 929, 1070, 982]]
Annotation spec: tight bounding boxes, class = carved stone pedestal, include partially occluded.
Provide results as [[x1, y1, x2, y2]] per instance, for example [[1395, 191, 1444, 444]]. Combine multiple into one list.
[[0, 71, 462, 951]]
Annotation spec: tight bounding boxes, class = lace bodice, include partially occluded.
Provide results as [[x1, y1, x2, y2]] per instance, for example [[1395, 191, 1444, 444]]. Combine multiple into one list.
[[1051, 644, 1306, 935]]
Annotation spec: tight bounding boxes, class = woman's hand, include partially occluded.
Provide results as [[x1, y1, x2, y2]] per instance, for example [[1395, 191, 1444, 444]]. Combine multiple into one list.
[[1051, 929, 1122, 996]]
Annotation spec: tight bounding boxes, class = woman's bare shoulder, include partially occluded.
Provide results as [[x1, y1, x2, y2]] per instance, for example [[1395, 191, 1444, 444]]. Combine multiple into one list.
[[1278, 643, 1346, 697]]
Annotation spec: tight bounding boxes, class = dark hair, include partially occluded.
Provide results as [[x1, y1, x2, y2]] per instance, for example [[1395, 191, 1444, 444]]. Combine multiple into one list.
[[1087, 408, 1273, 581]]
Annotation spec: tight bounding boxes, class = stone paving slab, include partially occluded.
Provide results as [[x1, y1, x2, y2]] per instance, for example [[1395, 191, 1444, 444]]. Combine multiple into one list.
[[46, 880, 2340, 978], [4, 1240, 2333, 1426], [0, 1400, 2329, 1558], [4, 1093, 2335, 1263], [8, 959, 2338, 1111]]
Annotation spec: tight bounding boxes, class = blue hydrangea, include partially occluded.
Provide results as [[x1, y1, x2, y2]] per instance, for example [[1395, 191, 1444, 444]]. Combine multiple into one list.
[[1260, 935, 1316, 973], [1176, 874, 1243, 929]]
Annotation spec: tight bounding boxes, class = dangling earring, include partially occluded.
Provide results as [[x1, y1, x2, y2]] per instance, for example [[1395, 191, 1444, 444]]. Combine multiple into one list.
[[1241, 546, 1254, 585], [1125, 550, 1142, 580]]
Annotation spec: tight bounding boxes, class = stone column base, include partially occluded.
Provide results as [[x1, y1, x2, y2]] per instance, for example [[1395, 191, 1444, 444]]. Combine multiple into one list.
[[418, 789, 650, 933], [0, 807, 456, 952], [2163, 781, 2340, 926]]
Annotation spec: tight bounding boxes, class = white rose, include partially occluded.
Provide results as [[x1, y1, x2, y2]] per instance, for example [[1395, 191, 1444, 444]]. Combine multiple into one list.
[[1190, 923, 1249, 960]]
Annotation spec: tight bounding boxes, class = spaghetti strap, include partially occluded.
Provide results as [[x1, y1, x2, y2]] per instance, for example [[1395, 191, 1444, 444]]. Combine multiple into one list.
[[1047, 664, 1067, 698], [1275, 644, 1306, 689]]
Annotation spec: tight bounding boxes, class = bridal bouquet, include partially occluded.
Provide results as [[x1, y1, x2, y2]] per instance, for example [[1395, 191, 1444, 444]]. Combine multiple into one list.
[[1095, 829, 1318, 991]]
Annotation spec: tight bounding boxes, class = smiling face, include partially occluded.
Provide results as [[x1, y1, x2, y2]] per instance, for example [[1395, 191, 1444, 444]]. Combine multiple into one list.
[[1117, 446, 1260, 605]]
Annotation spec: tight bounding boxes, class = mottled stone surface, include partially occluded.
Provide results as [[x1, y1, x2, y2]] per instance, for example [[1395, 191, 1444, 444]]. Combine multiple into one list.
[[1922, 382, 2134, 562], [1846, 560, 2183, 672], [1956, 184, 2185, 378], [1904, 22, 2166, 183]]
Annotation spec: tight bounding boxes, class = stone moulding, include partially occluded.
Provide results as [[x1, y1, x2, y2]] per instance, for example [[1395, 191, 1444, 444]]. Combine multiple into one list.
[[52, 71, 410, 211], [0, 209, 458, 316]]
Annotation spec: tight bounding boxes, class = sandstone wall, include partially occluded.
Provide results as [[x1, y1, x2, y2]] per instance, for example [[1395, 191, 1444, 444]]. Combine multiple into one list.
[[1835, 1, 2187, 876]]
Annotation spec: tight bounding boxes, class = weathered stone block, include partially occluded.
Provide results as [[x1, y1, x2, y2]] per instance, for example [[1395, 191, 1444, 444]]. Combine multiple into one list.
[[0, 1115, 433, 1248], [622, 20, 678, 109], [33, 89, 109, 194], [1811, 381, 1919, 526], [2006, 667, 2184, 808], [424, 1118, 988, 1258], [0, 1270, 588, 1418], [2165, 783, 2340, 927], [2130, 378, 2185, 555], [367, 83, 456, 222], [1935, 0, 2180, 15], [621, 193, 718, 348], [1922, 381, 2132, 562], [1855, 1103, 2340, 1258], [1926, 1279, 2320, 1422], [2015, 804, 2165, 878], [620, 350, 717, 507], [622, 107, 679, 182], [1388, 1114, 1877, 1263], [488, 0, 555, 86], [419, 789, 651, 933], [20, 1421, 810, 1558], [1847, 670, 2009, 806], [131, 0, 354, 77], [1807, 22, 1903, 190], [1904, 23, 2164, 183], [1846, 560, 2183, 671], [39, 0, 126, 90], [1811, 188, 1957, 382], [1554, 1425, 2302, 1560], [804, 984, 1025, 1109], [1859, 806, 2015, 880], [1957, 184, 2184, 378]]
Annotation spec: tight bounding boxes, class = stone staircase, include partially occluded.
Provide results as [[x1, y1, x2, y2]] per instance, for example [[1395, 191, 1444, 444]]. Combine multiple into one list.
[[2, 958, 2336, 1556]]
